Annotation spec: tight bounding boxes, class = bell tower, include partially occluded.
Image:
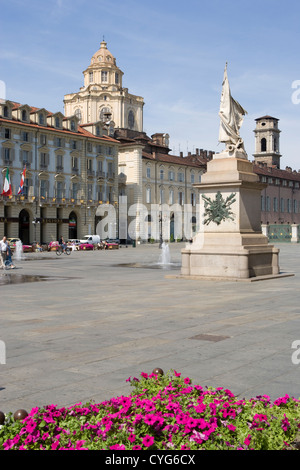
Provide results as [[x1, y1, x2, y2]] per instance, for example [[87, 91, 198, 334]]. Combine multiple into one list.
[[253, 115, 281, 168]]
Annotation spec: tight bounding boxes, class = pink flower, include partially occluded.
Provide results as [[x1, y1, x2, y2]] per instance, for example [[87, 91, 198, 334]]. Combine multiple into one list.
[[227, 424, 236, 432], [141, 372, 148, 379], [174, 370, 181, 377], [142, 434, 154, 447], [244, 434, 252, 446], [144, 414, 157, 426], [132, 445, 142, 450], [128, 433, 136, 443], [3, 439, 15, 450], [184, 377, 191, 384]]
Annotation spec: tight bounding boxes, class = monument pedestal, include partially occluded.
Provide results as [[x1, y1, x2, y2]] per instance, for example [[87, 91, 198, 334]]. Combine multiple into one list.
[[181, 154, 280, 280]]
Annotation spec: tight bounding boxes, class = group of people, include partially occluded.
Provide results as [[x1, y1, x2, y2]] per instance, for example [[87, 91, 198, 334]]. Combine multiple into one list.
[[0, 236, 16, 270]]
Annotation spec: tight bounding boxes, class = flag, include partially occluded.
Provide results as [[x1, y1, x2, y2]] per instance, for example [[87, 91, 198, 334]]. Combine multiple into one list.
[[1, 167, 12, 196], [17, 166, 26, 195], [218, 62, 247, 145]]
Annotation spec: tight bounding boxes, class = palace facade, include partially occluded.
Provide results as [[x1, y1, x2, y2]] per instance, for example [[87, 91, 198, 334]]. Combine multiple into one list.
[[0, 99, 119, 243]]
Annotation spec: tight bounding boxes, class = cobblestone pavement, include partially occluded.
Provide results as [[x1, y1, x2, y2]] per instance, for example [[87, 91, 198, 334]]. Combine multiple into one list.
[[0, 242, 299, 413]]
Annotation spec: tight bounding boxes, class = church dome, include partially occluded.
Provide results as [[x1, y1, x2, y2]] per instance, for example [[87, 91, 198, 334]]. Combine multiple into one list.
[[90, 40, 116, 67]]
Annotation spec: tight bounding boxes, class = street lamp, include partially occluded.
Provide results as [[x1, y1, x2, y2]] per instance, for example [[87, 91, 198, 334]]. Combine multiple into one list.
[[32, 217, 40, 243], [159, 210, 163, 249]]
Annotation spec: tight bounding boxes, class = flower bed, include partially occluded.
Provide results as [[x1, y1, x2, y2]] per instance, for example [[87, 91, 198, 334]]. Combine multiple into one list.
[[0, 370, 300, 450]]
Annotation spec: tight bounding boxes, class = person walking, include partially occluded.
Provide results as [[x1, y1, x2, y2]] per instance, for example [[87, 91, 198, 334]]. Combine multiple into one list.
[[0, 236, 9, 269]]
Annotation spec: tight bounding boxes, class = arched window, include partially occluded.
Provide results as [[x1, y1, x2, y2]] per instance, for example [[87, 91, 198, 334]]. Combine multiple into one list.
[[128, 110, 135, 129], [261, 138, 267, 152]]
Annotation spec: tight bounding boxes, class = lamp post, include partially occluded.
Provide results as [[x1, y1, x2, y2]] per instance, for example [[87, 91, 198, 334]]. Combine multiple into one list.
[[159, 210, 163, 248]]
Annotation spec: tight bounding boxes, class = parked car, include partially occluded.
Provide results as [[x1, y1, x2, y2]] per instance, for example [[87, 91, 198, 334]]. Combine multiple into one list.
[[79, 243, 94, 250], [80, 235, 101, 245], [106, 238, 120, 244]]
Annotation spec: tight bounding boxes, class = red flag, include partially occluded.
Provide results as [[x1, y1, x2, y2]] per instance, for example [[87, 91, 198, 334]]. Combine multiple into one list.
[[17, 166, 26, 195]]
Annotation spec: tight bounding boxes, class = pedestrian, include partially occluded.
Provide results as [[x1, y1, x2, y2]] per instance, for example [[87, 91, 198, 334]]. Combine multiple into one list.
[[0, 236, 9, 269], [6, 242, 16, 269]]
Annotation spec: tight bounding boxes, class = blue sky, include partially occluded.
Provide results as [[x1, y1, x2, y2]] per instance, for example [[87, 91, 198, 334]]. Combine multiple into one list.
[[1, 0, 300, 169]]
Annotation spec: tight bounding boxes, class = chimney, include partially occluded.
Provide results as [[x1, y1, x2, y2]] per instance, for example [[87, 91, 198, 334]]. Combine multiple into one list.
[[180, 151, 183, 158]]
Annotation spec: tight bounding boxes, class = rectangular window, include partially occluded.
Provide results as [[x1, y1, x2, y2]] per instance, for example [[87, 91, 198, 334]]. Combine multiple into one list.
[[146, 167, 151, 178], [23, 178, 29, 196], [40, 134, 47, 145], [22, 131, 29, 142], [101, 71, 108, 82], [72, 156, 78, 170], [115, 72, 119, 84], [97, 186, 103, 201], [72, 183, 78, 200], [191, 192, 196, 206], [168, 170, 174, 181], [191, 173, 195, 184], [293, 199, 297, 213], [56, 155, 63, 170], [4, 128, 10, 139], [89, 72, 93, 83], [87, 184, 93, 200], [40, 153, 48, 168], [4, 148, 10, 162], [280, 198, 285, 213], [273, 197, 278, 212], [179, 191, 184, 205], [56, 181, 63, 199], [160, 188, 164, 204], [40, 180, 47, 198], [178, 172, 184, 183], [266, 196, 271, 212], [169, 189, 174, 205], [261, 195, 265, 211], [146, 187, 151, 204], [22, 150, 29, 164]]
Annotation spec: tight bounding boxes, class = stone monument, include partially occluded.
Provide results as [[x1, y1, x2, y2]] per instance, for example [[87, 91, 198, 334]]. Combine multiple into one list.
[[181, 64, 280, 280]]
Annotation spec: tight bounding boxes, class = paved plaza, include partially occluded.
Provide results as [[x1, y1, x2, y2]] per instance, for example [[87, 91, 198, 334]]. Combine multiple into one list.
[[0, 242, 300, 413]]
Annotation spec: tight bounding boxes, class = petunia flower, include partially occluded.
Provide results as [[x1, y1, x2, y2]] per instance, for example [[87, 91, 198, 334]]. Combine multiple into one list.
[[142, 434, 154, 447]]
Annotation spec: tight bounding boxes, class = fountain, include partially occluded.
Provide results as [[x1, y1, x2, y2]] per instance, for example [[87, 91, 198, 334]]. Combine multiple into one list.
[[158, 242, 171, 268], [14, 240, 24, 261]]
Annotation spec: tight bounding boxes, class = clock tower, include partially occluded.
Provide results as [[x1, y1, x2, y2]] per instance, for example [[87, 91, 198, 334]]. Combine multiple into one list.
[[64, 41, 144, 133]]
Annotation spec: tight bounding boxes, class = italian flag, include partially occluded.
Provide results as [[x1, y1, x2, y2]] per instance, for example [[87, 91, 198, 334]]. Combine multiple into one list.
[[1, 167, 12, 196]]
